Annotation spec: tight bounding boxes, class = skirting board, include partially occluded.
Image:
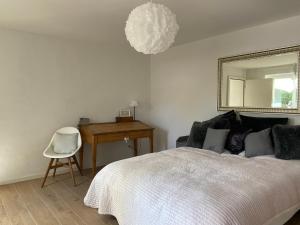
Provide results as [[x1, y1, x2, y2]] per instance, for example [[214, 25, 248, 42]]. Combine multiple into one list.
[[0, 167, 71, 186], [0, 162, 104, 186]]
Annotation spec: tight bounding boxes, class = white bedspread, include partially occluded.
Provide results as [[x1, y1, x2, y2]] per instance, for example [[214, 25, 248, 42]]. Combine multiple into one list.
[[84, 147, 300, 225]]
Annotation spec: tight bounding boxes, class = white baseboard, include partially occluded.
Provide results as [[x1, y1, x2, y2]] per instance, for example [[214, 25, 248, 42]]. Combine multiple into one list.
[[0, 162, 105, 186], [0, 167, 74, 186]]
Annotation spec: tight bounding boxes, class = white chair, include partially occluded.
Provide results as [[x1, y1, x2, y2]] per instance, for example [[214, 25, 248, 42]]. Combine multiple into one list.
[[41, 127, 82, 188]]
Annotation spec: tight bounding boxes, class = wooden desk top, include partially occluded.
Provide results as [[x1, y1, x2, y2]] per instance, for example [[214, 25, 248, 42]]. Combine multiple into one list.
[[79, 121, 154, 135]]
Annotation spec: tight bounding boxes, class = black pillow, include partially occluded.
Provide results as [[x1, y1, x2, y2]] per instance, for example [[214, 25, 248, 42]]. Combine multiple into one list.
[[272, 125, 300, 160], [186, 111, 237, 148], [186, 121, 205, 149], [226, 126, 252, 154], [240, 115, 288, 132], [210, 118, 231, 129]]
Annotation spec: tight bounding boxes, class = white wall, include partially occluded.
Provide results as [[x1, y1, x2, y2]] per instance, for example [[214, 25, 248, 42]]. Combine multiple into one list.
[[4, 13, 300, 185], [0, 28, 150, 184], [246, 64, 296, 79], [150, 15, 300, 151], [244, 79, 273, 108]]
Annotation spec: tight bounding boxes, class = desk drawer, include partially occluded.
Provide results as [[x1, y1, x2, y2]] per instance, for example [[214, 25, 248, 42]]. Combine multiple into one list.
[[97, 132, 127, 143], [97, 130, 152, 143], [128, 130, 152, 139]]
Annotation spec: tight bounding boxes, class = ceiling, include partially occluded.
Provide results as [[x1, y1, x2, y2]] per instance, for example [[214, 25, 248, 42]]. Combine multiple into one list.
[[1, 0, 300, 46]]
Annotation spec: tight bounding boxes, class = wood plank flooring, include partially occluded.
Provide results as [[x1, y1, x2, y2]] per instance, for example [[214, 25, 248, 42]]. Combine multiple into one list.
[[0, 171, 118, 225], [0, 170, 300, 225]]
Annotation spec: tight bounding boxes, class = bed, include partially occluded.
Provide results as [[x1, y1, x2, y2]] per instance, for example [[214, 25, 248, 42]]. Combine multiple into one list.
[[84, 147, 300, 225]]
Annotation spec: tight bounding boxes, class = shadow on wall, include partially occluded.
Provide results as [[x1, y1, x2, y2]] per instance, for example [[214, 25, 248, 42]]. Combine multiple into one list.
[[154, 128, 168, 152], [81, 137, 154, 169], [134, 138, 152, 155], [280, 116, 300, 125], [82, 141, 136, 168]]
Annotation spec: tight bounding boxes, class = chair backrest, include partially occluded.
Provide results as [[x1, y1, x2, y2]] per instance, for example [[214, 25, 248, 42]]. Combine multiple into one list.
[[54, 127, 82, 148]]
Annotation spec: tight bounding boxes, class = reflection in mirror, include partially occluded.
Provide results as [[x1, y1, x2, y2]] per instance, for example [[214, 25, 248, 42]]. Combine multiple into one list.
[[221, 52, 298, 110]]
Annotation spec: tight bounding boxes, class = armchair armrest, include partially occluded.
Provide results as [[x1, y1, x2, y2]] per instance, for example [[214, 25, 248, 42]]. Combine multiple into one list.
[[176, 135, 189, 148]]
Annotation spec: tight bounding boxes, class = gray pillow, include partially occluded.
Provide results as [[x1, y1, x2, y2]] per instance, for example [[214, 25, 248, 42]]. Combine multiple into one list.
[[53, 132, 78, 154], [203, 128, 230, 153], [245, 128, 273, 157]]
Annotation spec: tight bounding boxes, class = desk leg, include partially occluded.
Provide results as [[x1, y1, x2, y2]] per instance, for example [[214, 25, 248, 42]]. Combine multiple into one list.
[[133, 139, 138, 156], [79, 145, 84, 170], [150, 132, 154, 153], [92, 137, 97, 176]]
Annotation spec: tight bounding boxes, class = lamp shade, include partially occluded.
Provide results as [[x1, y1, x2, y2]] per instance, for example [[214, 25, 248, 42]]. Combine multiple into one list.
[[129, 100, 139, 107], [125, 2, 179, 55]]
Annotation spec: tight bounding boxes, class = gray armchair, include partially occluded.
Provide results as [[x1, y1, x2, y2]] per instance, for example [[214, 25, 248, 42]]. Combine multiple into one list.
[[176, 135, 189, 148]]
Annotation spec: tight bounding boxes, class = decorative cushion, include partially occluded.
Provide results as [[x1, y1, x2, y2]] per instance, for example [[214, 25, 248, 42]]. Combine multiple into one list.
[[53, 132, 78, 154], [186, 121, 205, 149], [186, 110, 237, 148], [210, 118, 231, 129], [203, 128, 230, 153], [226, 127, 252, 155], [245, 128, 274, 157], [240, 115, 288, 132], [272, 125, 300, 160]]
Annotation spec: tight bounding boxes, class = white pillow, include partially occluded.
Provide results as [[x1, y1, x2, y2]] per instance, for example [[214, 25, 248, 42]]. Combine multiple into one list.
[[53, 132, 78, 154], [222, 150, 231, 154], [238, 151, 246, 157]]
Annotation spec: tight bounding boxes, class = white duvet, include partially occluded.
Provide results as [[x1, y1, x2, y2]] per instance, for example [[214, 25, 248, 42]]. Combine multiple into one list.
[[84, 147, 300, 225]]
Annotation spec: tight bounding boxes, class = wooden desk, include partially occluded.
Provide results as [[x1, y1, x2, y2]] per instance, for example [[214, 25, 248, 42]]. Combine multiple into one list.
[[79, 121, 154, 175]]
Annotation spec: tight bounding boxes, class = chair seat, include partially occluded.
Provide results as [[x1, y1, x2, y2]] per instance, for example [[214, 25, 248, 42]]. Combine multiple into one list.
[[43, 146, 77, 159], [41, 127, 82, 188]]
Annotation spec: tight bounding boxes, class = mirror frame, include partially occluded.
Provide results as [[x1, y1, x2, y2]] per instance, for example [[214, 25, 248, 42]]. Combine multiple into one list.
[[218, 45, 300, 114]]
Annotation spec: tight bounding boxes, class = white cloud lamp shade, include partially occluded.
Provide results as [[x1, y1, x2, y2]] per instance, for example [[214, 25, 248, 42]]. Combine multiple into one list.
[[129, 100, 139, 107], [125, 2, 179, 55]]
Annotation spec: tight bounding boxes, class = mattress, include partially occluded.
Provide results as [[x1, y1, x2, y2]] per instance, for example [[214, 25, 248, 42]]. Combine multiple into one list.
[[84, 147, 300, 225]]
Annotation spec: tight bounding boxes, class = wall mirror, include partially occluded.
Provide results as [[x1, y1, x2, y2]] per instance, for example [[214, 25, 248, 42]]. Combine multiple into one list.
[[218, 46, 300, 113]]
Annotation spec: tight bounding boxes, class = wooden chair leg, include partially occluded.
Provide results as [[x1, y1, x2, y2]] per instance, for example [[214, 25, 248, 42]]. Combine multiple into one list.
[[53, 159, 59, 177], [41, 158, 54, 188], [72, 155, 83, 176], [68, 157, 76, 186]]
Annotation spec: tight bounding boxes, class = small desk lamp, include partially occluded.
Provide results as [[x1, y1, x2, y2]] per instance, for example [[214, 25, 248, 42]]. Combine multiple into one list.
[[129, 100, 139, 120]]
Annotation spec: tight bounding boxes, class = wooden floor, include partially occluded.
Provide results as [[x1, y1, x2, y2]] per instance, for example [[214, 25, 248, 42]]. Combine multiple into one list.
[[0, 170, 300, 225], [0, 170, 118, 225]]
